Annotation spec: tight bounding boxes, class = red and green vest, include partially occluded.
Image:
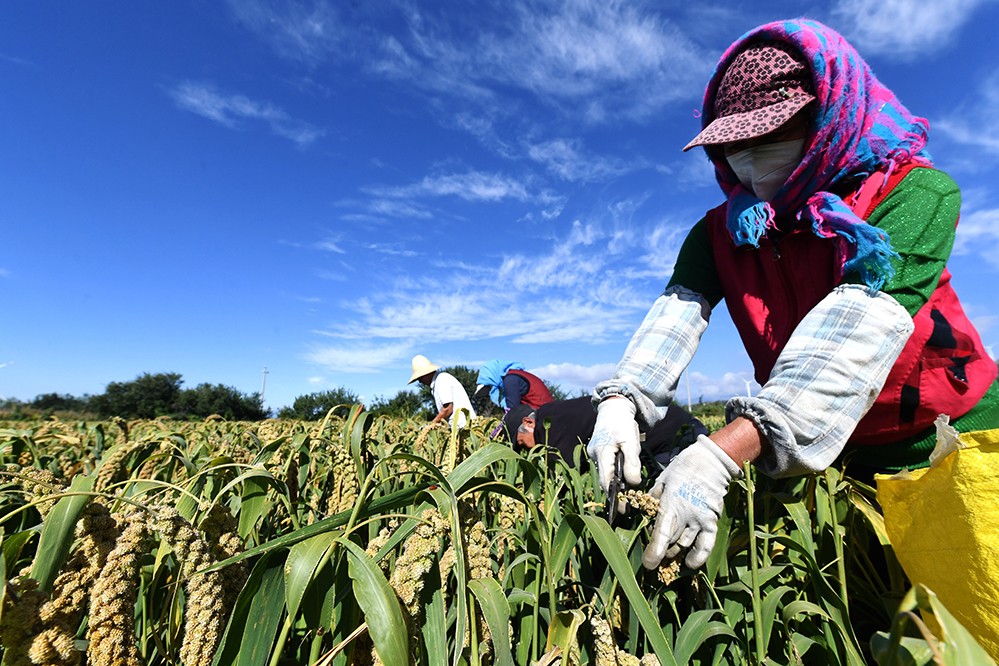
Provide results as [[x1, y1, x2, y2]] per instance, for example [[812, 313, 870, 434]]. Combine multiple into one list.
[[705, 164, 997, 445], [506, 369, 555, 410]]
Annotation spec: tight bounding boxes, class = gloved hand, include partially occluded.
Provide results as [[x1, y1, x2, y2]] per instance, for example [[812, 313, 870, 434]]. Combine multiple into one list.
[[642, 434, 742, 570], [587, 397, 643, 495]]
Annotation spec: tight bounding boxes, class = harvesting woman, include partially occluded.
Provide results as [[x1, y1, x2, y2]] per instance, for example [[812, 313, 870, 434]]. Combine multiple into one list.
[[586, 18, 998, 572], [473, 359, 555, 412]]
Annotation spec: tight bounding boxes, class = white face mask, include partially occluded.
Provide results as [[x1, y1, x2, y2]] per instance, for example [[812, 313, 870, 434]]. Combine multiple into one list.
[[725, 138, 806, 201]]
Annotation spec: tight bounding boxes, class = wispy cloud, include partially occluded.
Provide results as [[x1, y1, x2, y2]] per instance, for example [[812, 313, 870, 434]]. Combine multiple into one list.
[[526, 138, 630, 182], [934, 73, 999, 156], [318, 290, 638, 346], [964, 305, 998, 337], [683, 370, 759, 405], [485, 0, 710, 120], [346, 170, 562, 223], [832, 0, 992, 60], [0, 268, 9, 278], [314, 238, 346, 253], [226, 0, 342, 64], [364, 243, 418, 257], [305, 341, 413, 373], [530, 362, 617, 394], [530, 362, 761, 403], [0, 52, 37, 68], [314, 268, 349, 282], [953, 205, 999, 270], [497, 220, 603, 293], [168, 81, 325, 147], [368, 0, 710, 122], [368, 171, 536, 203], [309, 212, 682, 353]]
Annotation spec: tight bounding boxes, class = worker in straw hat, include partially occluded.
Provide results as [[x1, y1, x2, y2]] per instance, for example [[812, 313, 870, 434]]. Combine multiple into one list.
[[409, 354, 476, 429], [586, 18, 998, 573]]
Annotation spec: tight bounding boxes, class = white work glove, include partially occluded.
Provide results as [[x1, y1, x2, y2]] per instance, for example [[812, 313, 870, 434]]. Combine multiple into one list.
[[586, 397, 643, 495], [643, 434, 742, 571]]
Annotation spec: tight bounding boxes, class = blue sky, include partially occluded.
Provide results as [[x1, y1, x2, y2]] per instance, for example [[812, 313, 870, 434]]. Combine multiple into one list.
[[3, 0, 998, 414]]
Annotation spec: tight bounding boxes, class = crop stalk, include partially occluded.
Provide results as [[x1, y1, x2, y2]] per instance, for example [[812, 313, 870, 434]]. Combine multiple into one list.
[[745, 462, 765, 664]]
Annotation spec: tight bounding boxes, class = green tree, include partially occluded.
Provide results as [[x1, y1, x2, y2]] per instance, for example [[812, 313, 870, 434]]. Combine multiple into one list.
[[368, 389, 431, 420], [91, 372, 183, 419], [546, 383, 592, 401], [278, 387, 360, 420], [29, 392, 92, 414], [176, 383, 268, 420]]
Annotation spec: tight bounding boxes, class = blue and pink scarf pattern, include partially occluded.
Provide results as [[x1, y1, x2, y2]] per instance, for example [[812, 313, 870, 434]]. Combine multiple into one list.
[[700, 19, 932, 290]]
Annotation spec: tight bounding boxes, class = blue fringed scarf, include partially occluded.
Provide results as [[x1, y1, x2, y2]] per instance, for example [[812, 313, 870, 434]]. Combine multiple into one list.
[[706, 19, 932, 289]]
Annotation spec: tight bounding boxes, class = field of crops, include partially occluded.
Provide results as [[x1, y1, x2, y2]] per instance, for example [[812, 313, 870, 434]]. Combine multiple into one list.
[[0, 409, 988, 665]]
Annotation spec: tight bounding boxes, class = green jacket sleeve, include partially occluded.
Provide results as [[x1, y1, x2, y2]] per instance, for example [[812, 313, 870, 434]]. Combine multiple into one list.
[[844, 168, 960, 317], [665, 217, 724, 307]]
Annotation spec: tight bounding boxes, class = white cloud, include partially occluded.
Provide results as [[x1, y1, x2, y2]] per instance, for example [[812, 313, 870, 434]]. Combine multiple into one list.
[[686, 370, 758, 402], [530, 362, 617, 394], [369, 0, 710, 122], [227, 0, 342, 64], [971, 313, 998, 336], [832, 0, 993, 60], [0, 52, 36, 68], [526, 138, 629, 182], [364, 243, 418, 257], [491, 0, 708, 117], [317, 281, 638, 346], [168, 81, 325, 147], [934, 73, 999, 156], [309, 216, 680, 350], [497, 247, 595, 294], [350, 170, 561, 223], [953, 205, 999, 270], [313, 268, 349, 282], [370, 199, 435, 219], [314, 239, 346, 253], [421, 172, 532, 202], [368, 171, 536, 203], [305, 341, 413, 373], [529, 363, 760, 402]]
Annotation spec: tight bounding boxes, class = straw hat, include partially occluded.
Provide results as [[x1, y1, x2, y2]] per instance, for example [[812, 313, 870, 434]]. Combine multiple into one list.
[[408, 354, 439, 383]]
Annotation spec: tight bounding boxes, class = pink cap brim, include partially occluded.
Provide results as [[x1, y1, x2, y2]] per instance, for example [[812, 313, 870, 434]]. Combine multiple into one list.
[[682, 93, 814, 152]]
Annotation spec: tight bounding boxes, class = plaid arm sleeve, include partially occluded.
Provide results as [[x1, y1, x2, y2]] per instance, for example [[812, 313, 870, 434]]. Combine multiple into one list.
[[594, 285, 711, 429], [727, 284, 914, 477]]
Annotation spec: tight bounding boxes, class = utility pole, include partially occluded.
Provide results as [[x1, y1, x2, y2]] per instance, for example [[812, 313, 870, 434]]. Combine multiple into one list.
[[261, 366, 269, 401]]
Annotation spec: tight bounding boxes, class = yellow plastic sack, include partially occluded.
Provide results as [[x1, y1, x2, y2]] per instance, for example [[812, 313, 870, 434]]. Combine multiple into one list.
[[876, 422, 999, 658]]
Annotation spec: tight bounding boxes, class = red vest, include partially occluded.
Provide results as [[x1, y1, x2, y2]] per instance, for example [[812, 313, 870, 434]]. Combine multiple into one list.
[[707, 165, 997, 445], [507, 369, 555, 410]]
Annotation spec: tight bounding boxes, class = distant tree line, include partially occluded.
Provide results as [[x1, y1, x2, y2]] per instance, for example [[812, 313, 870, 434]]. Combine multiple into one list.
[[0, 367, 484, 422], [2, 372, 267, 421], [0, 362, 671, 422]]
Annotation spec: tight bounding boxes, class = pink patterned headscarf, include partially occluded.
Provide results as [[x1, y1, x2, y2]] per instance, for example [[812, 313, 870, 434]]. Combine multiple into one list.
[[696, 18, 932, 289]]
